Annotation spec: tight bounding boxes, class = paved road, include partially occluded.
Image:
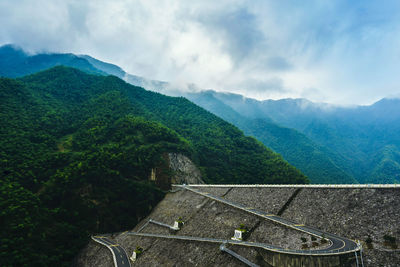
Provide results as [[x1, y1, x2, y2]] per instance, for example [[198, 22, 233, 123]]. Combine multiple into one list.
[[129, 230, 352, 256], [171, 185, 359, 255], [91, 236, 131, 267]]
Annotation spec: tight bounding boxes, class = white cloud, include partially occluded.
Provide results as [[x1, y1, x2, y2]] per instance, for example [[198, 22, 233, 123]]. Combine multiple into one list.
[[1, 0, 400, 105]]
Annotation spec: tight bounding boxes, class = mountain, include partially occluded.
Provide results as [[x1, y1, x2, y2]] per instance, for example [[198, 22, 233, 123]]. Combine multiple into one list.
[[209, 93, 400, 184], [82, 55, 358, 184], [0, 44, 105, 78], [184, 91, 357, 184], [2, 44, 398, 184], [0, 66, 307, 266], [0, 45, 345, 184]]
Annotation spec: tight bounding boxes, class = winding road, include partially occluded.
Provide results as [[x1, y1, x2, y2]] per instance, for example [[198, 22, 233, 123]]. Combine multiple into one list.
[[91, 236, 131, 267], [130, 185, 360, 256], [176, 185, 360, 255]]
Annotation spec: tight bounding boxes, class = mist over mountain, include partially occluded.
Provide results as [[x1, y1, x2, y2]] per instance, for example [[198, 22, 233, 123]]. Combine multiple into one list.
[[2, 44, 399, 184], [207, 92, 400, 184], [72, 46, 400, 184], [183, 90, 357, 184], [0, 44, 105, 77]]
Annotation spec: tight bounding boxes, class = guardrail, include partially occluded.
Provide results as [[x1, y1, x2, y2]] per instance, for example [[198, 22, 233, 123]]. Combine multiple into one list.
[[148, 219, 178, 231], [91, 236, 131, 267], [128, 232, 360, 256], [173, 184, 400, 188]]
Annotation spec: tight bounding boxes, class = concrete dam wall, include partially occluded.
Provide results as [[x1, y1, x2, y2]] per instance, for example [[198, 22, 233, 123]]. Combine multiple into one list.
[[76, 185, 400, 267]]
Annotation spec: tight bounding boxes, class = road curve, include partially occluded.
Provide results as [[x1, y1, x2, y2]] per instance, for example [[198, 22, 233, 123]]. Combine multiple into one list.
[[173, 185, 360, 255], [91, 236, 131, 267], [128, 231, 330, 256]]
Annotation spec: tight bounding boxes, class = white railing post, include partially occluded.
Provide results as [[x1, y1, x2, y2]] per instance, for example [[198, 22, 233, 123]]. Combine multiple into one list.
[[355, 251, 359, 267], [358, 241, 364, 267], [130, 251, 137, 263]]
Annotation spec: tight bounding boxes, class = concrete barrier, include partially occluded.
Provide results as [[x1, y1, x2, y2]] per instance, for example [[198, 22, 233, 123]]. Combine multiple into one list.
[[173, 184, 400, 189]]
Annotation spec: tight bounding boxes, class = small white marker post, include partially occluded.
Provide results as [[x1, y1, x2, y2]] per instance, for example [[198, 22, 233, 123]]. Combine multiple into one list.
[[131, 246, 143, 263], [231, 230, 243, 241], [171, 221, 180, 230], [171, 218, 184, 231], [130, 252, 137, 263]]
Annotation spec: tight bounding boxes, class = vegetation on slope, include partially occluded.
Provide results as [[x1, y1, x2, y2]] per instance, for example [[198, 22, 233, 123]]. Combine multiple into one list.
[[185, 91, 356, 184], [203, 92, 400, 184], [2, 45, 400, 184], [0, 67, 307, 266]]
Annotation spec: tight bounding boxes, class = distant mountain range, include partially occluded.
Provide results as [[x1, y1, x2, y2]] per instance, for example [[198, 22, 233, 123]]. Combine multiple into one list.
[[209, 93, 400, 184], [183, 91, 358, 184], [2, 44, 399, 184]]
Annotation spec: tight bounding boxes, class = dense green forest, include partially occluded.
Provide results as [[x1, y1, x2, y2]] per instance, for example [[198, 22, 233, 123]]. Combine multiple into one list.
[[184, 90, 400, 184], [3, 45, 400, 184], [185, 91, 357, 184], [206, 94, 400, 184], [78, 55, 400, 184], [0, 66, 307, 266]]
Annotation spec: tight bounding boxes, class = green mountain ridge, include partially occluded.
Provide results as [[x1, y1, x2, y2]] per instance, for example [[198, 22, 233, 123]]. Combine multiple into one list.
[[0, 45, 351, 184], [0, 44, 105, 78], [210, 92, 400, 184], [184, 91, 357, 184], [2, 44, 399, 184]]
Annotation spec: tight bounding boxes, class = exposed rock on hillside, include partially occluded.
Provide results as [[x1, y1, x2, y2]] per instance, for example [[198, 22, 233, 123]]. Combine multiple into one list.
[[168, 153, 204, 184]]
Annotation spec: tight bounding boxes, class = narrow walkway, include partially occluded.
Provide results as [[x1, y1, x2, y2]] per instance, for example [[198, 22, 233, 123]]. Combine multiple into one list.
[[148, 219, 178, 230], [129, 231, 351, 256], [220, 242, 260, 267]]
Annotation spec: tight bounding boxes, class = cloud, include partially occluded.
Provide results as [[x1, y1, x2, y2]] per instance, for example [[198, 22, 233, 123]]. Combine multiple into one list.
[[0, 0, 91, 53], [266, 57, 293, 71], [235, 77, 286, 93], [229, 77, 289, 100], [194, 6, 265, 64], [1, 0, 400, 105]]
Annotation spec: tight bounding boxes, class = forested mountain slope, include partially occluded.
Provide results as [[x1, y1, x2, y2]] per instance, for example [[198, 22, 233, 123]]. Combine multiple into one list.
[[211, 93, 400, 183], [185, 91, 357, 184], [0, 45, 349, 184], [0, 66, 306, 266], [6, 44, 392, 184]]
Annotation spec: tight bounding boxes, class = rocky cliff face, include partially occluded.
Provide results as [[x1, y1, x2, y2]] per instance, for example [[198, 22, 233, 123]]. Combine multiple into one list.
[[76, 186, 399, 267], [168, 153, 204, 185]]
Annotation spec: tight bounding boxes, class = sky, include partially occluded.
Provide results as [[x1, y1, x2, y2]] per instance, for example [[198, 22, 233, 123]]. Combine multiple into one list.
[[1, 0, 400, 105]]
